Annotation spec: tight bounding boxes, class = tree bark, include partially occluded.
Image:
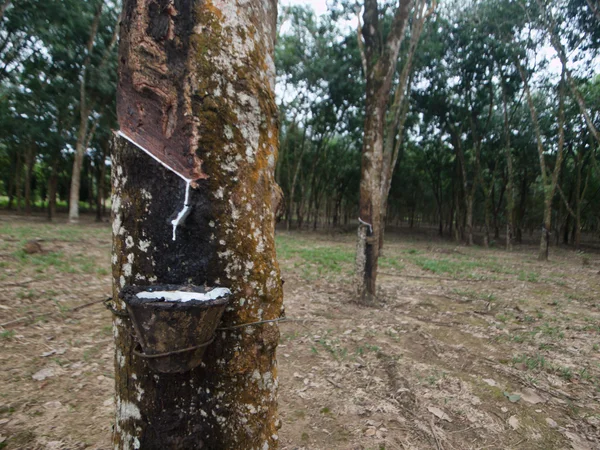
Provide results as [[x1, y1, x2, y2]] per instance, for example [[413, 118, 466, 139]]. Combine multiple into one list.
[[111, 1, 282, 449]]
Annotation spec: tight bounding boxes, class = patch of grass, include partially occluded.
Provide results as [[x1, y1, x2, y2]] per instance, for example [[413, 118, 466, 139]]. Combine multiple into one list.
[[52, 299, 70, 316], [452, 289, 497, 302], [379, 256, 404, 271], [411, 257, 479, 277], [536, 323, 565, 340], [0, 330, 15, 339], [276, 235, 354, 279], [518, 270, 539, 283], [513, 353, 548, 370]]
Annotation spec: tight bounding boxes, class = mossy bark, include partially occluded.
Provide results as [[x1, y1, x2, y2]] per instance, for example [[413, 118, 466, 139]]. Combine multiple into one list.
[[111, 0, 282, 448]]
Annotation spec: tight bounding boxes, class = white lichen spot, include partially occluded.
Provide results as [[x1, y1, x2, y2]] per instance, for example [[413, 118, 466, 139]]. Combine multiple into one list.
[[116, 349, 125, 368], [125, 236, 134, 249], [133, 437, 141, 450], [117, 400, 141, 421], [138, 239, 151, 252]]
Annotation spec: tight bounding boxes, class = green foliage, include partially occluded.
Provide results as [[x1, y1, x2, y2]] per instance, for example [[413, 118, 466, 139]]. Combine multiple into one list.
[[0, 0, 118, 214]]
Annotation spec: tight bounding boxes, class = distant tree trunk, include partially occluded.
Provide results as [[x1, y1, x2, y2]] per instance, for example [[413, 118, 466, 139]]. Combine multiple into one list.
[[24, 145, 35, 215], [69, 3, 103, 223], [286, 125, 307, 231], [112, 1, 282, 448], [69, 5, 118, 222], [517, 60, 566, 260], [379, 0, 434, 251], [501, 80, 515, 251], [15, 150, 22, 212], [6, 155, 14, 210], [87, 157, 94, 211], [96, 142, 108, 222], [47, 168, 58, 222], [355, 0, 414, 303]]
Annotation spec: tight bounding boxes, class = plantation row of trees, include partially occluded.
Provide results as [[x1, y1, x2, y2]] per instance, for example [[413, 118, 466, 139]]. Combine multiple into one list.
[[1, 0, 599, 260], [0, 0, 119, 221], [276, 0, 600, 265]]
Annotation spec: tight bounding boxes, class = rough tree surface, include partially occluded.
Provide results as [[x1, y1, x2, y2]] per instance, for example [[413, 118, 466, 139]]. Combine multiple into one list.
[[111, 0, 283, 448]]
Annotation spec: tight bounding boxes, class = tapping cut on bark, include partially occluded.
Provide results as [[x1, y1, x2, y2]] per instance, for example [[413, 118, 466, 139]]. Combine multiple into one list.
[[117, 0, 207, 182]]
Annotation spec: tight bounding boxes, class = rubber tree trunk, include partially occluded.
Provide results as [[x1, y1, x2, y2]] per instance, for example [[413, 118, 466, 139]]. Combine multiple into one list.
[[539, 199, 551, 261], [111, 0, 283, 448], [355, 0, 412, 303], [24, 145, 35, 215]]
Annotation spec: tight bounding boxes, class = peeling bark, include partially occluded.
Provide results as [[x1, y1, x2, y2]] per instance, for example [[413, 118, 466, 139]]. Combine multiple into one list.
[[112, 0, 283, 448]]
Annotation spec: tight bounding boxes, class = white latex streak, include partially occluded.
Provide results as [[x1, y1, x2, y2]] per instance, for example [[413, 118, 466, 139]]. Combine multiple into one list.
[[171, 181, 191, 240], [136, 288, 232, 303]]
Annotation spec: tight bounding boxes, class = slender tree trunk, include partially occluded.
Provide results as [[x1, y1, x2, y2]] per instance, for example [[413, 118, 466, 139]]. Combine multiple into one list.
[[15, 150, 22, 212], [24, 145, 35, 215], [501, 84, 515, 250], [47, 168, 58, 222], [96, 142, 108, 222], [355, 0, 413, 303], [6, 152, 15, 210], [286, 125, 307, 231], [112, 1, 282, 448], [69, 3, 118, 222]]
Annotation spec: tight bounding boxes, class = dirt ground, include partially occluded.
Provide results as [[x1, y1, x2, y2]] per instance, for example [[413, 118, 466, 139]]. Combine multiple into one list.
[[1, 213, 599, 450]]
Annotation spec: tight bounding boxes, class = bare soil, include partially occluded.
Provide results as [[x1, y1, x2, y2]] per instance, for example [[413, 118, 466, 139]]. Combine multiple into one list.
[[1, 214, 599, 449]]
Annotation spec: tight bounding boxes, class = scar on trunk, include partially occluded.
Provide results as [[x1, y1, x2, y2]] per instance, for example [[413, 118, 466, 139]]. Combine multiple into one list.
[[116, 130, 194, 241], [117, 0, 207, 182]]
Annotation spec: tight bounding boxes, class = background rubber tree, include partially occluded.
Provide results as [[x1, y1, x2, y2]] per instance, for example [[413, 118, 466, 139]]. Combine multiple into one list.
[[355, 0, 435, 303], [111, 0, 283, 448], [68, 0, 120, 222]]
